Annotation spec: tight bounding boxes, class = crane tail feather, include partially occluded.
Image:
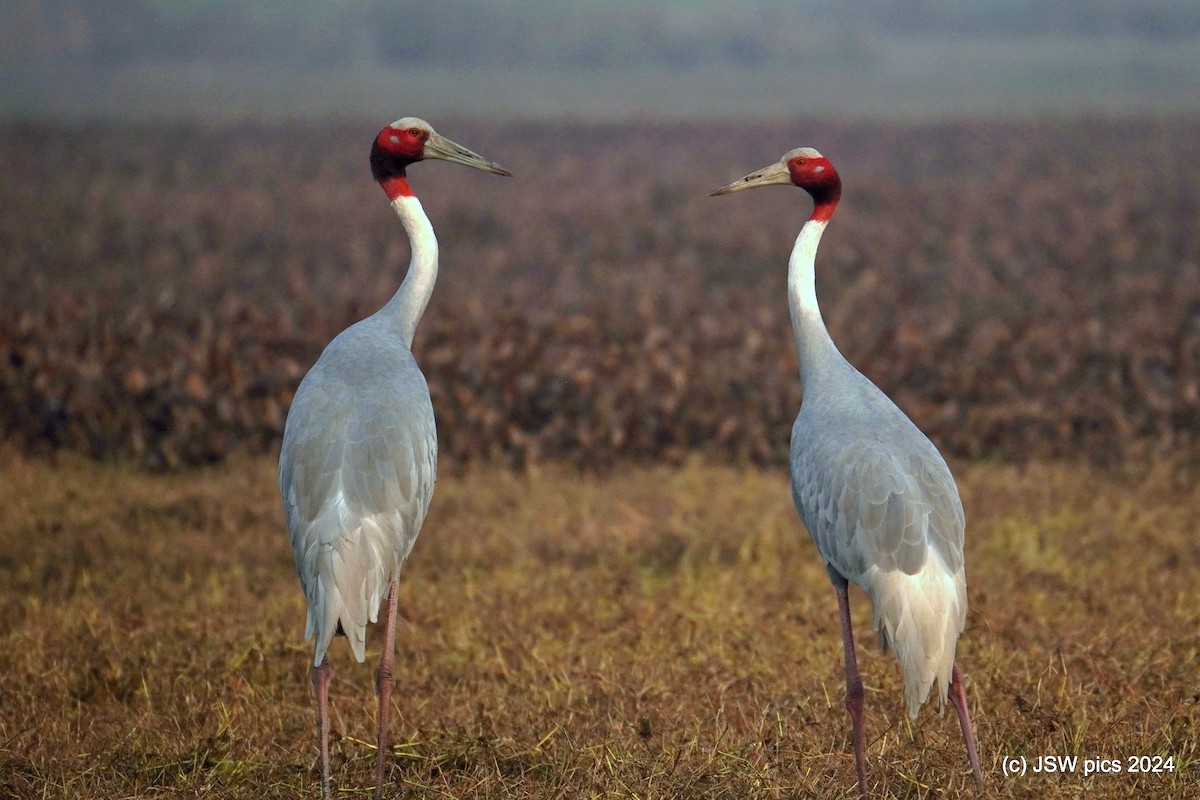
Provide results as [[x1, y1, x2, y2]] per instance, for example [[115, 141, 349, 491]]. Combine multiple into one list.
[[868, 555, 966, 718], [303, 518, 401, 667]]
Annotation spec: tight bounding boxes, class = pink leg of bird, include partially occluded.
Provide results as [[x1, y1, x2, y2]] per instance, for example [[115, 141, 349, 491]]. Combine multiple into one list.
[[373, 581, 399, 800], [312, 655, 333, 800], [832, 574, 869, 799], [949, 662, 984, 787]]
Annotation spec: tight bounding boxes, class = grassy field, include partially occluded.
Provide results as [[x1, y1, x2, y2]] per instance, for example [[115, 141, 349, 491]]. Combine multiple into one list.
[[1, 447, 1195, 798]]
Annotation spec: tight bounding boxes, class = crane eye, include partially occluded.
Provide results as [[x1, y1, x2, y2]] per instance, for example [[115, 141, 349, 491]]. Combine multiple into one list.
[[408, 128, 424, 137], [797, 158, 807, 165]]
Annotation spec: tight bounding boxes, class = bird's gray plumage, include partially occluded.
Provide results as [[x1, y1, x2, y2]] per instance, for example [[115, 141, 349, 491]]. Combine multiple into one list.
[[791, 355, 964, 580], [280, 314, 436, 666], [790, 351, 966, 716]]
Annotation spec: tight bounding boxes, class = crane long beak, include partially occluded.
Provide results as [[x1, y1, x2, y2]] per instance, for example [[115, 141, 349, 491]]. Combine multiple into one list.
[[424, 132, 513, 176], [709, 160, 791, 196]]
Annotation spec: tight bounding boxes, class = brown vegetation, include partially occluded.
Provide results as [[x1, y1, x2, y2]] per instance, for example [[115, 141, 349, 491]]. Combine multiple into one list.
[[2, 118, 1200, 469], [0, 449, 1195, 798]]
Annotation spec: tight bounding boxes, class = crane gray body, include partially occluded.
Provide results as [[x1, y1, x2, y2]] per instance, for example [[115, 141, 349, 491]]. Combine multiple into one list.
[[789, 337, 966, 717], [279, 314, 437, 667]]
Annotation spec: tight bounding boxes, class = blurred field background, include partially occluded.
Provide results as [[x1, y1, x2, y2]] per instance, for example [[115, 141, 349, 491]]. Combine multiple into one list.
[[2, 2, 1200, 798], [3, 118, 1199, 470]]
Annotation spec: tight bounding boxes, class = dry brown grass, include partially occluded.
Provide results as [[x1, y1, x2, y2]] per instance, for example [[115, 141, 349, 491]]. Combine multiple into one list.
[[1, 447, 1195, 798]]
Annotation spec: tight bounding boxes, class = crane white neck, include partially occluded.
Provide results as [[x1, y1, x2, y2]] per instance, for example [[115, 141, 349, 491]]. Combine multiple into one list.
[[381, 194, 439, 349], [788, 218, 841, 386]]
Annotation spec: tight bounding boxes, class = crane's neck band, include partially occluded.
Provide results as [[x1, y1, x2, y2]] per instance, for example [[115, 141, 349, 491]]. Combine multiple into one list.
[[379, 173, 414, 200]]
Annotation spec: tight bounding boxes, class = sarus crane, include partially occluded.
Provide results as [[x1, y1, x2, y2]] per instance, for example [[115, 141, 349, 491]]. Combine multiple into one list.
[[711, 148, 983, 796], [279, 117, 510, 799]]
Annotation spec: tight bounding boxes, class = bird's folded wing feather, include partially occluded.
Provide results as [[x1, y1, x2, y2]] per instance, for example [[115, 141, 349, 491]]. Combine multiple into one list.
[[279, 373, 436, 663], [280, 376, 436, 577], [793, 439, 964, 580]]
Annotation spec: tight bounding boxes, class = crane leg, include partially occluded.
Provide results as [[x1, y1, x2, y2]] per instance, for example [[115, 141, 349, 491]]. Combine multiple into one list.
[[373, 580, 399, 800], [312, 655, 333, 800], [949, 662, 984, 788], [832, 574, 869, 799]]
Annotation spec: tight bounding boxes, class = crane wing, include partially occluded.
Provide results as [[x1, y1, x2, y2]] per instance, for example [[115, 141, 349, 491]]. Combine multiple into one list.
[[279, 358, 437, 665], [792, 435, 964, 582]]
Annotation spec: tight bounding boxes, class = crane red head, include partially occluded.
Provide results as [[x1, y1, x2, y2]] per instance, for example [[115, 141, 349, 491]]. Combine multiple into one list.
[[370, 117, 512, 200], [710, 147, 841, 222]]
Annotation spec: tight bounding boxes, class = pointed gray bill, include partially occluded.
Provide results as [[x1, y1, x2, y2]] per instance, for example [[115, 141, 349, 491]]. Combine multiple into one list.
[[424, 132, 513, 176], [709, 160, 791, 195]]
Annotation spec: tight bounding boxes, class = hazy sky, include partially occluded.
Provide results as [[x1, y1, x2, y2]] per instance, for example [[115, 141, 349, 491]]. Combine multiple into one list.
[[3, 1, 1198, 120]]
